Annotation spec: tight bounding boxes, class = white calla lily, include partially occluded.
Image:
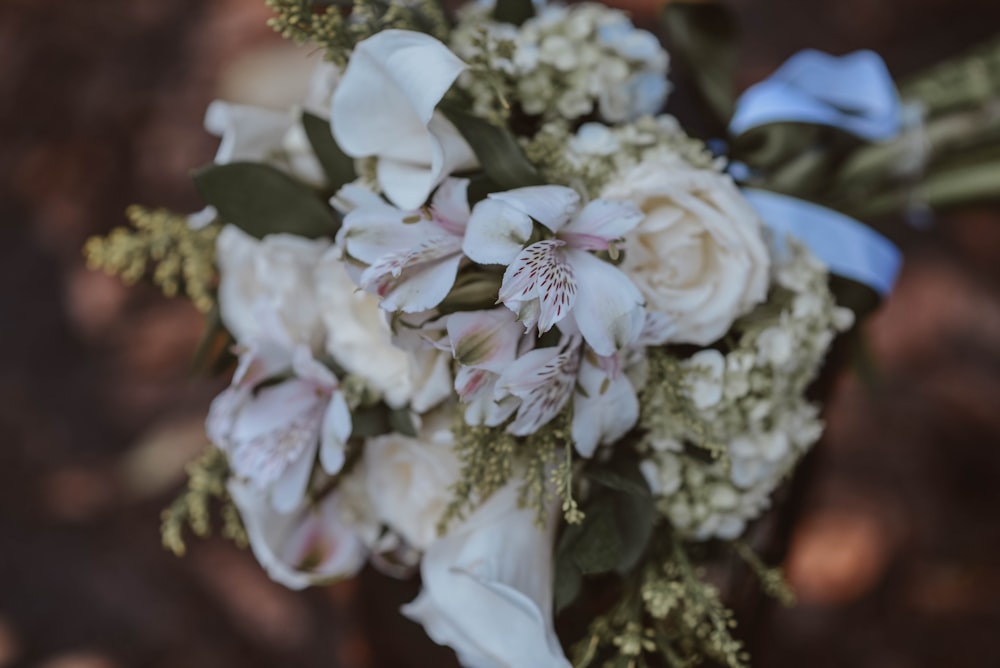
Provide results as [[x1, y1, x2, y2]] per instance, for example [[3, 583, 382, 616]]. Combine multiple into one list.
[[331, 30, 477, 209], [402, 479, 571, 668]]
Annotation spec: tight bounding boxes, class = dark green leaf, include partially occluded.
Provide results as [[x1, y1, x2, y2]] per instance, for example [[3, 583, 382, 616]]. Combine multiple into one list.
[[193, 162, 338, 239], [588, 468, 652, 499], [301, 111, 357, 191], [439, 105, 545, 190], [661, 1, 739, 125], [388, 408, 418, 437], [613, 489, 657, 574], [570, 502, 624, 575], [554, 551, 583, 613], [492, 0, 534, 26], [351, 403, 392, 439]]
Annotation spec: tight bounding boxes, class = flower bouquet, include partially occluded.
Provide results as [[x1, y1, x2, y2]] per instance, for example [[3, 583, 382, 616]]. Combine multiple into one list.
[[84, 0, 1000, 665]]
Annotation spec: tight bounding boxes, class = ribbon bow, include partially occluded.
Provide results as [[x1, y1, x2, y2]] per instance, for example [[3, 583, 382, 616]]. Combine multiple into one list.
[[731, 50, 904, 296], [730, 49, 902, 141]]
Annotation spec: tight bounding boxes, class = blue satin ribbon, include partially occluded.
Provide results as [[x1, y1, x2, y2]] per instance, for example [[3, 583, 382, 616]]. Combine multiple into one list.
[[730, 49, 902, 141], [731, 50, 904, 296], [743, 188, 901, 296]]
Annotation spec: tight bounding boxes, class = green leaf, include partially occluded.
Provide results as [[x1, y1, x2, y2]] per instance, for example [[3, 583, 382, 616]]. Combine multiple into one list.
[[613, 489, 656, 574], [492, 0, 534, 26], [193, 162, 338, 239], [554, 551, 583, 613], [570, 502, 623, 575], [301, 111, 357, 191], [661, 1, 739, 125], [588, 468, 652, 499], [350, 403, 391, 439], [388, 408, 418, 437], [439, 105, 545, 191]]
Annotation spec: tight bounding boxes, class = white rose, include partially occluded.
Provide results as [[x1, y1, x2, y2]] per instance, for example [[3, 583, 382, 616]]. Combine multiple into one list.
[[603, 154, 770, 345], [363, 410, 461, 551], [216, 225, 329, 349], [315, 249, 415, 408]]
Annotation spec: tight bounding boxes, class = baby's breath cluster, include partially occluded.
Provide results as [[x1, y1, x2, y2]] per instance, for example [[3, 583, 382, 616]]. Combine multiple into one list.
[[83, 206, 219, 313], [451, 3, 670, 123], [638, 240, 855, 540], [524, 117, 720, 197], [267, 0, 448, 67]]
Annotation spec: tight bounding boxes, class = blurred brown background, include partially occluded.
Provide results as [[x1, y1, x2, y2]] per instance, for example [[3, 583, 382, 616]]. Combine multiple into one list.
[[2, 0, 999, 666]]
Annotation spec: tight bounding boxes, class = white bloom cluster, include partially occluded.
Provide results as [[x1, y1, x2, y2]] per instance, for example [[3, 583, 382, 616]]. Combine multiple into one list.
[[135, 17, 893, 668], [451, 3, 670, 122], [639, 240, 855, 540], [525, 116, 720, 197]]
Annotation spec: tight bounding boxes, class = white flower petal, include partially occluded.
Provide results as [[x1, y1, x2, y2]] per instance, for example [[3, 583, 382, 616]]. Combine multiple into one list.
[[431, 178, 472, 233], [319, 391, 352, 475], [228, 480, 367, 590], [571, 357, 639, 458], [463, 199, 535, 266], [488, 186, 581, 232], [204, 101, 291, 164], [270, 438, 318, 513], [332, 30, 466, 157], [566, 250, 645, 356], [402, 481, 571, 668], [560, 199, 644, 250], [447, 309, 522, 371], [380, 253, 463, 313]]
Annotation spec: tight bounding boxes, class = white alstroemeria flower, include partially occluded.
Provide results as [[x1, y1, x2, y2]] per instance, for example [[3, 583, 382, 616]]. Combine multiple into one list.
[[446, 308, 525, 427], [207, 315, 352, 513], [228, 479, 368, 590], [402, 479, 571, 668], [463, 186, 646, 356], [331, 30, 477, 209], [216, 225, 330, 350], [338, 178, 472, 313], [458, 329, 638, 456]]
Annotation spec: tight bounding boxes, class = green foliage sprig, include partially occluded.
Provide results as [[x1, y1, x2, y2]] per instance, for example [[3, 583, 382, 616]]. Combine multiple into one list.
[[83, 206, 219, 313], [439, 410, 581, 533], [161, 448, 247, 556], [266, 0, 450, 67]]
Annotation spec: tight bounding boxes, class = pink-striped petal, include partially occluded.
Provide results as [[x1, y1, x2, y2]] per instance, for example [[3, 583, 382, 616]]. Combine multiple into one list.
[[499, 240, 577, 333]]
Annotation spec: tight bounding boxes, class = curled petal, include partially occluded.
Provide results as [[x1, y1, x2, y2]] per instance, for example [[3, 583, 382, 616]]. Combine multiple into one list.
[[332, 30, 467, 156], [229, 481, 367, 590]]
